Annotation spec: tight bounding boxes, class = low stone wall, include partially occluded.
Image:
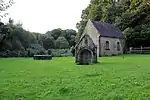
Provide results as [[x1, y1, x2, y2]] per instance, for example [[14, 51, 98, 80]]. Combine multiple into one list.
[[33, 55, 52, 60]]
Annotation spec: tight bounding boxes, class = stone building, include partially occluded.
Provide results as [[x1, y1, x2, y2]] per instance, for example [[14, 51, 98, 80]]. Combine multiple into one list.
[[75, 34, 97, 65], [75, 20, 125, 65]]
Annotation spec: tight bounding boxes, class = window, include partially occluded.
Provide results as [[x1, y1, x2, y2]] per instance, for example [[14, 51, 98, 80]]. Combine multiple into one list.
[[105, 41, 109, 50], [84, 38, 88, 45], [117, 42, 120, 51]]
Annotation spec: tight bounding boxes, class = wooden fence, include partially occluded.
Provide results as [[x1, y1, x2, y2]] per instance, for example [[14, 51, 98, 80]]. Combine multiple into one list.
[[129, 46, 150, 54]]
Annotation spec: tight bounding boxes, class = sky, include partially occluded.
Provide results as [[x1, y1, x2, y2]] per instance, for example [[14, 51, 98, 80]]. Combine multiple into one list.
[[2, 0, 90, 33]]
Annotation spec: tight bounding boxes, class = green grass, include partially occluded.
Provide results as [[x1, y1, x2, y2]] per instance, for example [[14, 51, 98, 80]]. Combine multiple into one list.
[[0, 55, 150, 100]]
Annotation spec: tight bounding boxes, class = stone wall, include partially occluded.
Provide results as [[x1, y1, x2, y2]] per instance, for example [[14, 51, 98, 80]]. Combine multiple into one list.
[[75, 34, 97, 65], [79, 19, 125, 57], [84, 20, 100, 56], [100, 37, 124, 56]]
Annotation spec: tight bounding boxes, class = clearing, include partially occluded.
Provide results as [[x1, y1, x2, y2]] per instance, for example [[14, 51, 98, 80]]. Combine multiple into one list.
[[0, 55, 150, 99]]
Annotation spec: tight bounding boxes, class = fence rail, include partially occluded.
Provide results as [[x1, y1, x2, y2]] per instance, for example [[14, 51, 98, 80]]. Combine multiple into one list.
[[129, 46, 150, 54]]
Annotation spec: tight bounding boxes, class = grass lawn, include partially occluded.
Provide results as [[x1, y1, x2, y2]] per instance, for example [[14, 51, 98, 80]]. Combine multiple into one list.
[[0, 55, 150, 100]]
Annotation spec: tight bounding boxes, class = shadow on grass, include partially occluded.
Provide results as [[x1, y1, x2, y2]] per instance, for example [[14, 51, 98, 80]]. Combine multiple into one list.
[[76, 62, 123, 67], [59, 87, 69, 94], [95, 62, 121, 66], [85, 73, 101, 77]]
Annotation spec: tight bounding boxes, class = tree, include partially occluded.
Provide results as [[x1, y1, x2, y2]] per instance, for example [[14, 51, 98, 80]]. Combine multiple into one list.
[[11, 39, 23, 50], [43, 36, 55, 49], [61, 29, 76, 46], [0, 23, 11, 50], [48, 28, 62, 40], [55, 37, 70, 49], [0, 0, 14, 19], [0, 0, 14, 50], [27, 44, 47, 56], [76, 0, 150, 49]]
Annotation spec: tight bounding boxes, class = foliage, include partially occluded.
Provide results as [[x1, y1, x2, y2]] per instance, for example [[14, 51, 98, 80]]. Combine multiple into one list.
[[0, 55, 150, 99], [0, 0, 14, 18], [76, 0, 150, 48], [43, 36, 55, 49], [0, 22, 11, 49], [61, 29, 76, 46], [0, 0, 14, 47], [50, 49, 72, 57], [27, 44, 47, 57], [46, 29, 77, 47], [47, 28, 62, 40], [0, 19, 76, 57], [55, 37, 70, 49], [47, 49, 52, 55]]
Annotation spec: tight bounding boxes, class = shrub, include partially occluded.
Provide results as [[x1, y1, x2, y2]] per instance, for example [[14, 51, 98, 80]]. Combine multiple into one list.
[[0, 51, 7, 57], [55, 37, 70, 49], [27, 44, 47, 57], [50, 49, 72, 57], [112, 54, 117, 56], [11, 51, 19, 57], [48, 49, 52, 55], [43, 37, 55, 49]]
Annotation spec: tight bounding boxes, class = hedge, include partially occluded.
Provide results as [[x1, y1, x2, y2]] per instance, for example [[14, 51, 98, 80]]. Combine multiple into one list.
[[50, 49, 73, 57]]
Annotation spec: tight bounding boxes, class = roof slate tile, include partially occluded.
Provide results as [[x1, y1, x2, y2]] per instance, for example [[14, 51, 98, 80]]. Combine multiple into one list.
[[92, 21, 124, 38]]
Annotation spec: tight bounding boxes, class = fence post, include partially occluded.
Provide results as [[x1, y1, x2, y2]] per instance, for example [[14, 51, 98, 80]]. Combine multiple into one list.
[[141, 46, 143, 54], [129, 47, 132, 53]]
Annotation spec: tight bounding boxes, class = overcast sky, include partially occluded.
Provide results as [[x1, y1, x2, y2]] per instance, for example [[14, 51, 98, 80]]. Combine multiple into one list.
[[3, 0, 90, 33]]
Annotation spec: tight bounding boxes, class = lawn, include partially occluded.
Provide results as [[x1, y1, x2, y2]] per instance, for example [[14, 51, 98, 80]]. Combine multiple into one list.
[[0, 55, 150, 100]]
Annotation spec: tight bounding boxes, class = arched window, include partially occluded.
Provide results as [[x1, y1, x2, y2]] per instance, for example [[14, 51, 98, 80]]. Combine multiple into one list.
[[105, 41, 109, 50], [84, 38, 88, 45], [117, 42, 120, 51]]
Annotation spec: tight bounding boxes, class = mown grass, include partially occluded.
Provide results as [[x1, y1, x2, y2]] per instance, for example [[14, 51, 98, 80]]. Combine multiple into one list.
[[0, 55, 150, 100]]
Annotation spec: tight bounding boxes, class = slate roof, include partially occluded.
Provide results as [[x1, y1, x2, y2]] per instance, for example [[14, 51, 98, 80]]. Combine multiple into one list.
[[91, 21, 124, 39]]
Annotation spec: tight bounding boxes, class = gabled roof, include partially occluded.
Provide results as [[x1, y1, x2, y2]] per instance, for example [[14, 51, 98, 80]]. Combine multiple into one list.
[[75, 34, 96, 48], [91, 21, 124, 39]]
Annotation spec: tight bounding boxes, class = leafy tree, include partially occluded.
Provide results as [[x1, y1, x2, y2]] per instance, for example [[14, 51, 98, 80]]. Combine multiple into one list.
[[48, 28, 62, 40], [43, 36, 55, 49], [27, 44, 47, 56], [76, 0, 150, 49], [11, 39, 24, 50], [0, 23, 11, 50], [0, 0, 14, 18], [55, 37, 70, 49], [0, 0, 14, 50], [61, 29, 76, 46], [48, 49, 52, 55]]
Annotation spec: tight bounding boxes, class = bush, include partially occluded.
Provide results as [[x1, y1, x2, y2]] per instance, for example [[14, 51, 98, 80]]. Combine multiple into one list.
[[0, 48, 73, 58], [50, 49, 72, 57], [55, 37, 70, 49], [43, 37, 55, 49], [19, 50, 28, 57], [112, 54, 118, 56], [0, 52, 8, 58], [0, 50, 28, 58], [27, 44, 47, 57], [10, 51, 17, 57], [48, 49, 52, 55]]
